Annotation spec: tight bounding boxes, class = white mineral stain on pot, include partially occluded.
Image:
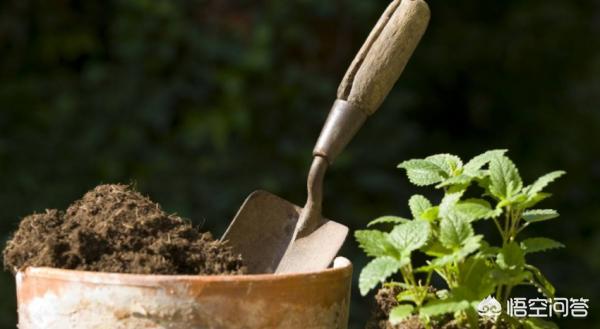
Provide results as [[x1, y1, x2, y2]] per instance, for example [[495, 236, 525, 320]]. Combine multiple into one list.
[[17, 257, 352, 329]]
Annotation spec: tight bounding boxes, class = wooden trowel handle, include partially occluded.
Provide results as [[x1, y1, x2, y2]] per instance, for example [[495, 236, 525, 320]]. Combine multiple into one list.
[[337, 0, 430, 114], [282, 0, 430, 273], [313, 0, 429, 163]]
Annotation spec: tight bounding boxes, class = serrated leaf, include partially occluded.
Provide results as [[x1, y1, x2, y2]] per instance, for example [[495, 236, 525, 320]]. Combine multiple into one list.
[[463, 149, 508, 174], [419, 300, 470, 317], [429, 253, 455, 268], [419, 206, 439, 221], [440, 211, 474, 249], [398, 159, 443, 172], [425, 154, 463, 175], [422, 240, 452, 257], [398, 159, 446, 186], [396, 286, 429, 304], [436, 174, 473, 188], [489, 154, 523, 199], [396, 290, 419, 303], [527, 171, 565, 196], [522, 192, 552, 208], [455, 198, 496, 222], [479, 240, 501, 257], [523, 318, 559, 329], [457, 256, 495, 300], [505, 192, 529, 205], [359, 257, 403, 296], [388, 220, 430, 253], [525, 264, 556, 298], [491, 267, 530, 287], [439, 189, 465, 217], [459, 235, 483, 256], [522, 209, 559, 223], [355, 230, 394, 257], [367, 216, 410, 227], [497, 242, 525, 270], [389, 304, 414, 324], [431, 235, 482, 267], [520, 237, 564, 254], [406, 171, 445, 186], [408, 195, 432, 219]]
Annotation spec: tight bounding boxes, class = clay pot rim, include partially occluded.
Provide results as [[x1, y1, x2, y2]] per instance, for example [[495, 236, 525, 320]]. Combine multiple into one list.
[[16, 257, 352, 284]]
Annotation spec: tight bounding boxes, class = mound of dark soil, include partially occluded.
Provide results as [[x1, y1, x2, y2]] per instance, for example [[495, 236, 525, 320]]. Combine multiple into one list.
[[365, 287, 511, 329], [3, 184, 245, 275]]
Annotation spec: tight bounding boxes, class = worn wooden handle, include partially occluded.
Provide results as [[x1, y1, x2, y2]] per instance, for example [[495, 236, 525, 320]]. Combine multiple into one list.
[[337, 0, 430, 115]]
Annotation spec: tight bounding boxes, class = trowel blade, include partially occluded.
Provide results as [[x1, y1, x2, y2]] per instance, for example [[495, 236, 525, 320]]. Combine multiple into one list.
[[221, 190, 348, 274]]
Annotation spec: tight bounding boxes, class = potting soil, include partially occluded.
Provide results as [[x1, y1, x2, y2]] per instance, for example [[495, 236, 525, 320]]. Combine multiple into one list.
[[3, 184, 245, 275]]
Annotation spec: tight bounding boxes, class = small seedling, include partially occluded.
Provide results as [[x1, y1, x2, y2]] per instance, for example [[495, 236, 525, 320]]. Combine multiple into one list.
[[356, 150, 565, 328]]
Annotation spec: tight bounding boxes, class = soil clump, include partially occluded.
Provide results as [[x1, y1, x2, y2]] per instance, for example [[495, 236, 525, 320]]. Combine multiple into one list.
[[3, 184, 245, 275]]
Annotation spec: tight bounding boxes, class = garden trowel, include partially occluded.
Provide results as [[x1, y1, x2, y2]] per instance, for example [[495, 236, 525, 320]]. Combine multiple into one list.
[[222, 0, 430, 274]]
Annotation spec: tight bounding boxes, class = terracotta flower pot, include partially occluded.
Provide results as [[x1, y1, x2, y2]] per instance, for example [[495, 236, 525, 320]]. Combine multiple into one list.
[[15, 257, 352, 329]]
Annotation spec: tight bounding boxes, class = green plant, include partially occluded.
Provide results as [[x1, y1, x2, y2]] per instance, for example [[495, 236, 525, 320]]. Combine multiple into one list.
[[356, 150, 565, 328]]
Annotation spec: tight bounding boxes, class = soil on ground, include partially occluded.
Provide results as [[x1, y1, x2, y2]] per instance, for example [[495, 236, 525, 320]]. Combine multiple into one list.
[[3, 184, 245, 275], [365, 287, 513, 329]]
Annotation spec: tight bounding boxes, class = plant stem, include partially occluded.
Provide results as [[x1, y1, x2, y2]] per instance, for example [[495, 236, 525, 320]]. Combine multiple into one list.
[[496, 285, 503, 301], [492, 217, 504, 238], [502, 207, 511, 246], [503, 285, 513, 304]]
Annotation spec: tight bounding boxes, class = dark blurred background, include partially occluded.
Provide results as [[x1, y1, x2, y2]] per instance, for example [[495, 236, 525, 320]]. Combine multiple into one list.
[[1, 0, 598, 328]]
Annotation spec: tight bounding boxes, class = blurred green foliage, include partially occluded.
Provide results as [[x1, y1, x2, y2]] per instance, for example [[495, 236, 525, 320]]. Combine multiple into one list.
[[0, 0, 598, 328]]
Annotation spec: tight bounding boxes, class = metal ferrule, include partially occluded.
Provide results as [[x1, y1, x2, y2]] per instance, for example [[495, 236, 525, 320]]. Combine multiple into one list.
[[313, 99, 368, 164]]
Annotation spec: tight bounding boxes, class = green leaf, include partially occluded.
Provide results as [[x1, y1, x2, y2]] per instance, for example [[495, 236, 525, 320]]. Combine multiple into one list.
[[520, 237, 564, 254], [479, 240, 501, 257], [527, 171, 565, 196], [455, 198, 496, 221], [436, 174, 473, 188], [522, 192, 552, 208], [489, 154, 523, 199], [383, 282, 412, 290], [497, 242, 525, 270], [505, 192, 529, 205], [463, 149, 507, 174], [522, 209, 559, 223], [525, 264, 556, 298], [422, 240, 452, 258], [431, 235, 482, 267], [355, 230, 394, 257], [367, 216, 410, 227], [408, 195, 432, 219], [395, 290, 419, 303], [388, 220, 430, 253], [491, 268, 530, 287], [398, 159, 446, 186], [457, 256, 495, 300], [419, 299, 470, 317], [523, 318, 559, 329], [439, 189, 465, 217], [464, 306, 480, 329], [359, 257, 403, 296], [439, 211, 474, 249], [389, 304, 414, 324], [425, 153, 463, 175], [419, 206, 439, 221]]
